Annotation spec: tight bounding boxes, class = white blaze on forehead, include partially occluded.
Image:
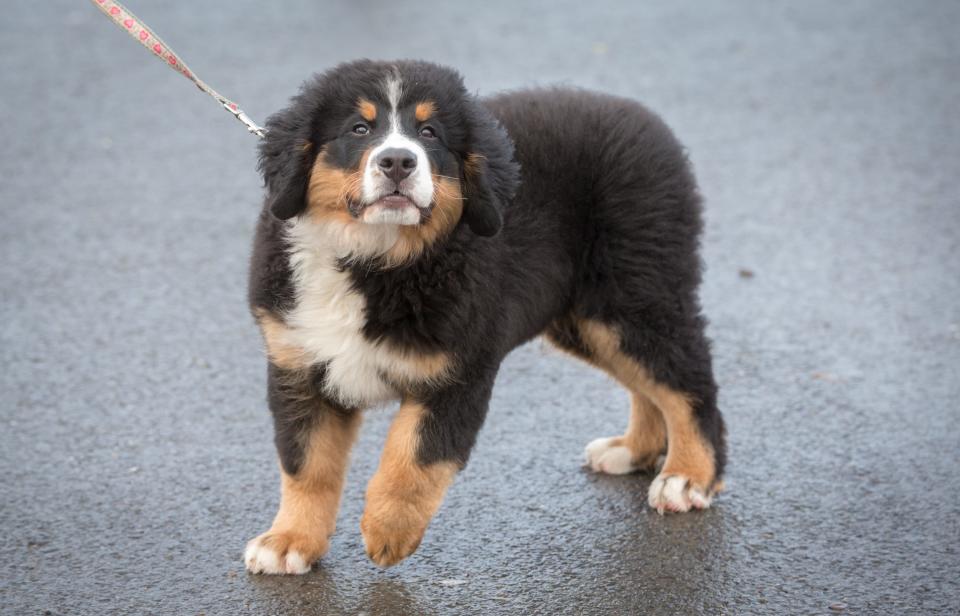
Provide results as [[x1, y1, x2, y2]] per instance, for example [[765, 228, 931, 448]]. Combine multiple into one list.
[[359, 70, 434, 214], [384, 71, 403, 132]]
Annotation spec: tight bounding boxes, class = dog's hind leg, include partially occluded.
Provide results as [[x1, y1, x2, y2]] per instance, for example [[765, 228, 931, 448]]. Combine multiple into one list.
[[583, 392, 667, 474], [544, 316, 667, 475], [549, 315, 725, 513], [546, 316, 667, 474]]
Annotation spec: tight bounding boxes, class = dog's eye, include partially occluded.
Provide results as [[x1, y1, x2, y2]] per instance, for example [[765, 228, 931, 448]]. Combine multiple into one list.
[[419, 126, 436, 139], [352, 123, 370, 135]]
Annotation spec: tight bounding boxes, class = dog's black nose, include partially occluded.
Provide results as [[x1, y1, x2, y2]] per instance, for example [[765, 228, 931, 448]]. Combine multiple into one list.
[[376, 148, 417, 182]]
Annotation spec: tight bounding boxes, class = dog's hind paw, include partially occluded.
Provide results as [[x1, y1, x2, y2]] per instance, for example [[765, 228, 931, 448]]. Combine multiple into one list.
[[583, 436, 640, 475]]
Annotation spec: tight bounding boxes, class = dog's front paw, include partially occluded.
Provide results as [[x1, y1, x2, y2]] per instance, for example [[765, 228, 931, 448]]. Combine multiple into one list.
[[243, 530, 328, 575], [647, 474, 716, 514], [360, 504, 427, 568]]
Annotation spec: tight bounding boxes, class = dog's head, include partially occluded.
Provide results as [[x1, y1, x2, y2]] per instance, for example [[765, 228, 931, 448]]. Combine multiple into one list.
[[259, 60, 519, 261]]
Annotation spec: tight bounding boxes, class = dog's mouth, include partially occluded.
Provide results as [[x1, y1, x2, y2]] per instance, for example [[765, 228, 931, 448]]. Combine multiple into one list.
[[372, 192, 417, 210], [350, 191, 427, 226]]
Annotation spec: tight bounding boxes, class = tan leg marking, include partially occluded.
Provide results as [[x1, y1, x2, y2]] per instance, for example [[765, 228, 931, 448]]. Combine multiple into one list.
[[545, 321, 666, 471], [379, 343, 453, 387], [254, 308, 309, 371], [245, 411, 362, 574], [583, 392, 666, 474], [646, 387, 715, 488], [576, 320, 718, 511], [361, 400, 458, 567], [622, 392, 667, 469]]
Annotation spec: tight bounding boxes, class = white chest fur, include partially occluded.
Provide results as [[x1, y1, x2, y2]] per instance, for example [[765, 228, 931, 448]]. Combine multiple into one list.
[[281, 219, 438, 408]]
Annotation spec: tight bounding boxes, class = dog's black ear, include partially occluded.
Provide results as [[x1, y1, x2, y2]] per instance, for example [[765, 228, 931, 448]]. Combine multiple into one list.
[[263, 142, 313, 220], [461, 98, 520, 237], [258, 82, 323, 220]]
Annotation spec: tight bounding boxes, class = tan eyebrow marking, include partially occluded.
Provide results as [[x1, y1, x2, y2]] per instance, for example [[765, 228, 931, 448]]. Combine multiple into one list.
[[415, 101, 437, 123], [358, 98, 377, 122]]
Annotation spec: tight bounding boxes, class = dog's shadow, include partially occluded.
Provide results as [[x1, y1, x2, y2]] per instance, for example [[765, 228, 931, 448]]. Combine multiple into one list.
[[245, 563, 434, 616]]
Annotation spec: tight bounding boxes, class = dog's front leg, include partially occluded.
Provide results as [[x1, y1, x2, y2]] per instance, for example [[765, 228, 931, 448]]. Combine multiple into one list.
[[245, 366, 361, 574], [361, 377, 493, 567]]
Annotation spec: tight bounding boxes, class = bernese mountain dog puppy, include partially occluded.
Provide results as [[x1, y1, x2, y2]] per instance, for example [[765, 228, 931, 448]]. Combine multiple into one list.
[[244, 59, 726, 574]]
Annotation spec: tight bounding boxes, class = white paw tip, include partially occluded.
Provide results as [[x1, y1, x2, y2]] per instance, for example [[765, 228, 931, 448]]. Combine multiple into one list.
[[244, 539, 278, 574], [648, 474, 713, 514], [244, 539, 310, 575], [284, 550, 310, 575], [584, 437, 637, 475], [584, 437, 615, 463]]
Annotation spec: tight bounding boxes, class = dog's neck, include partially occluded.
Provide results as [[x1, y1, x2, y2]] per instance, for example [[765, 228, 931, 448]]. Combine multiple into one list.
[[284, 215, 403, 265]]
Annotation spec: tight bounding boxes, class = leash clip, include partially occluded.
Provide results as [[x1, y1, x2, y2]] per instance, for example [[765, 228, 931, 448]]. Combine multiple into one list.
[[224, 103, 267, 138]]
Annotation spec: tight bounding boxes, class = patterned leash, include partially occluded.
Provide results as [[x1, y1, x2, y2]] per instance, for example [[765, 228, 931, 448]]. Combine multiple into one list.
[[89, 0, 266, 138]]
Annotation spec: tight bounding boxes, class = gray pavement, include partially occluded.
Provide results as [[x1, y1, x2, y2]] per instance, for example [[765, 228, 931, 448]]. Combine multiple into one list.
[[2, 1, 959, 614]]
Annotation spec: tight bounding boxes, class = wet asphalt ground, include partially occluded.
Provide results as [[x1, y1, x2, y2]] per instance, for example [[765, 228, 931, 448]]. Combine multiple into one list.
[[2, 1, 959, 614]]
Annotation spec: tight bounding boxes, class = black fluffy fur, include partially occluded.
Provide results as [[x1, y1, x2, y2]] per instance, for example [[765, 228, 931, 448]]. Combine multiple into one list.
[[249, 60, 725, 478]]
